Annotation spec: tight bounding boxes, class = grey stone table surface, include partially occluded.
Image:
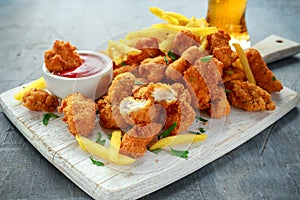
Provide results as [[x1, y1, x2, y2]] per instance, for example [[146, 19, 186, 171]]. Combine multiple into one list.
[[0, 0, 299, 199]]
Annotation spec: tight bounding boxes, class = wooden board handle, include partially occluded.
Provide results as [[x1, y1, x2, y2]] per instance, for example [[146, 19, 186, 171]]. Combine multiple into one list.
[[252, 35, 300, 63]]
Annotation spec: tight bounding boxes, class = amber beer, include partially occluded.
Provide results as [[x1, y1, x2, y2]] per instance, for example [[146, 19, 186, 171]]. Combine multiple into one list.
[[206, 0, 250, 49]]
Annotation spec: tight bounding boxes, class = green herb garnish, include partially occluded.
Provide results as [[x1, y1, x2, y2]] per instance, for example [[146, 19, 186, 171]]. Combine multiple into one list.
[[89, 156, 104, 166], [167, 51, 177, 61], [148, 148, 162, 154], [200, 55, 213, 62], [121, 61, 127, 66], [159, 122, 177, 139], [95, 132, 106, 146], [164, 56, 169, 65], [272, 76, 277, 81], [170, 148, 189, 159], [225, 70, 234, 75], [134, 80, 145, 85], [43, 113, 59, 126], [198, 127, 206, 133], [195, 116, 208, 123], [225, 89, 232, 93]]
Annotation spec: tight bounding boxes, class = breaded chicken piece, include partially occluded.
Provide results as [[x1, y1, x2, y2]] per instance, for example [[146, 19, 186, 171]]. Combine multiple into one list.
[[119, 96, 156, 126], [164, 101, 196, 135], [245, 48, 283, 93], [170, 83, 192, 104], [97, 97, 119, 129], [99, 72, 136, 129], [22, 88, 59, 112], [226, 80, 275, 111], [184, 66, 210, 110], [170, 30, 200, 55], [138, 55, 170, 82], [133, 83, 195, 135], [206, 30, 237, 67], [44, 40, 83, 72], [120, 123, 162, 158], [184, 58, 230, 118], [58, 93, 97, 136], [124, 37, 162, 66], [113, 64, 138, 78], [166, 46, 204, 81], [222, 66, 247, 83]]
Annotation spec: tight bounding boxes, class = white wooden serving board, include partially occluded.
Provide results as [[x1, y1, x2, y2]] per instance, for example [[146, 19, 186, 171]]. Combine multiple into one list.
[[0, 85, 299, 200]]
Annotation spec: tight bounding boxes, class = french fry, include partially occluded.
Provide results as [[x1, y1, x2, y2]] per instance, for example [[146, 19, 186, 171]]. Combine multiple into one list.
[[76, 134, 135, 166], [149, 133, 207, 150], [14, 77, 46, 101], [149, 7, 190, 26], [233, 43, 256, 84], [109, 130, 121, 161], [151, 23, 218, 37]]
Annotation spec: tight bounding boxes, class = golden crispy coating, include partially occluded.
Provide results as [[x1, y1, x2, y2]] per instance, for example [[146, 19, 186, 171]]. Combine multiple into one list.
[[138, 55, 170, 82], [170, 30, 200, 55], [245, 48, 283, 93], [222, 66, 247, 83], [170, 83, 192, 104], [119, 97, 156, 126], [97, 97, 119, 129], [22, 88, 59, 112], [164, 101, 196, 135], [58, 93, 97, 136], [44, 40, 83, 72], [226, 80, 275, 111], [165, 46, 203, 81], [206, 30, 237, 67], [98, 72, 136, 129], [120, 38, 161, 67], [113, 64, 138, 78], [184, 66, 211, 110], [120, 123, 162, 158]]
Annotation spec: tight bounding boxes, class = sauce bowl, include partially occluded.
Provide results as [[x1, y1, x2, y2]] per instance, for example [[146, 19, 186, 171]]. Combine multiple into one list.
[[43, 50, 113, 100]]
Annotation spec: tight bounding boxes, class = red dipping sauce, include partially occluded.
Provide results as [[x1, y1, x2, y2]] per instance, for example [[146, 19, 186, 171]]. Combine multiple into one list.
[[55, 54, 106, 78]]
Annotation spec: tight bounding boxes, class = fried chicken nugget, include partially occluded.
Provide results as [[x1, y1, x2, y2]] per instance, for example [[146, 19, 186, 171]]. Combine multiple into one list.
[[166, 46, 203, 81], [138, 55, 170, 82], [58, 93, 97, 136], [226, 80, 275, 111], [245, 48, 283, 93], [206, 30, 237, 67], [22, 88, 59, 112], [120, 123, 162, 158], [44, 40, 83, 72], [119, 96, 156, 126], [164, 100, 196, 136], [98, 72, 136, 129]]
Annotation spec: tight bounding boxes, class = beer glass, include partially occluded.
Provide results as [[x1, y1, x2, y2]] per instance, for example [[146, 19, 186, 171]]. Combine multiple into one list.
[[206, 0, 250, 49]]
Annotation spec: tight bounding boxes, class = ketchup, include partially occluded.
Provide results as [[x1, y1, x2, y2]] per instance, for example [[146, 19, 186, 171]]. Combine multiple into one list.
[[55, 54, 105, 78]]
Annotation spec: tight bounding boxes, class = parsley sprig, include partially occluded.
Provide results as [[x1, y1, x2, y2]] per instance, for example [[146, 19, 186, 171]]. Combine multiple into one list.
[[159, 122, 177, 139], [170, 148, 189, 159], [89, 156, 104, 166], [42, 113, 59, 126]]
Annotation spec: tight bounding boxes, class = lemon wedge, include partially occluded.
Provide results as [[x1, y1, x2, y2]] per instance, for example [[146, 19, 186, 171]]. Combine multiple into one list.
[[14, 77, 46, 101]]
